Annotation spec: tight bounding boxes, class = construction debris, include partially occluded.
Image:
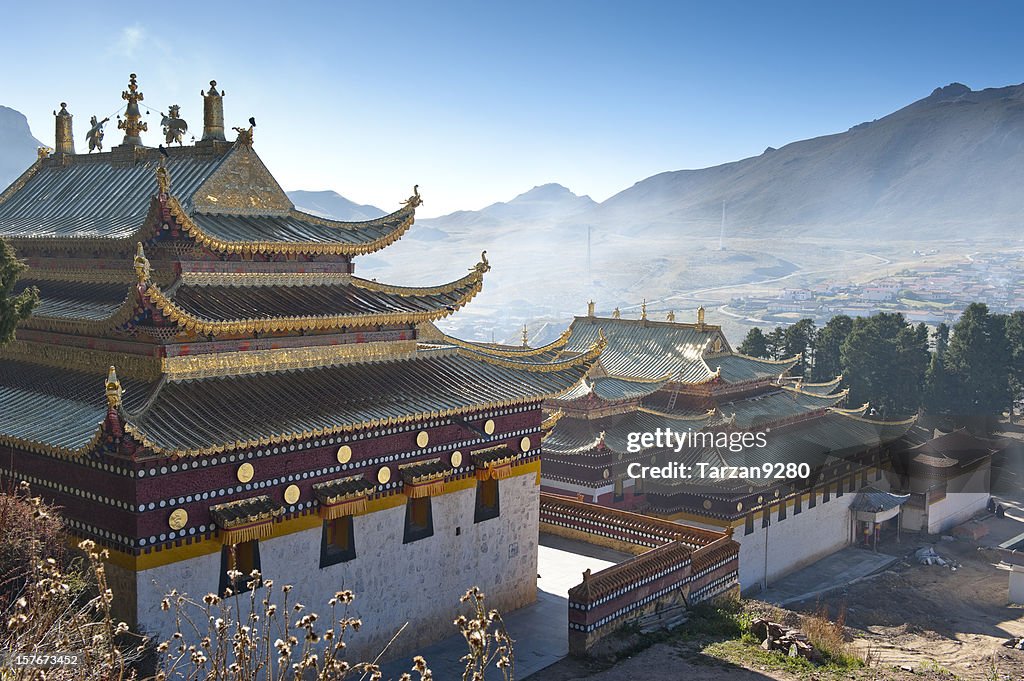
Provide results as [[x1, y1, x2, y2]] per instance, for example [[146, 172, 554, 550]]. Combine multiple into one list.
[[750, 618, 820, 662], [1004, 636, 1024, 650], [915, 546, 960, 569]]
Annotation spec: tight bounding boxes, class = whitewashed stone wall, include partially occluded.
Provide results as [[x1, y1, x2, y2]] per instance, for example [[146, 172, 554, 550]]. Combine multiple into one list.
[[925, 464, 991, 534], [735, 493, 854, 593], [133, 474, 539, 664]]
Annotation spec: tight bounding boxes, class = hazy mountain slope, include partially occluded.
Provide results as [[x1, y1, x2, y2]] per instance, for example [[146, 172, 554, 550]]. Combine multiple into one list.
[[0, 106, 44, 190], [599, 83, 1024, 237], [287, 190, 386, 221], [420, 183, 597, 231]]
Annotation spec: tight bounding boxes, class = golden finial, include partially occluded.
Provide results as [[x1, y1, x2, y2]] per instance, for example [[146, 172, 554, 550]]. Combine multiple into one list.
[[402, 184, 424, 208], [155, 163, 171, 194], [667, 310, 676, 322], [612, 307, 620, 319], [54, 102, 74, 154], [641, 299, 647, 320], [201, 80, 226, 141], [105, 366, 123, 409], [118, 73, 148, 146], [697, 306, 706, 328], [37, 146, 52, 161], [232, 117, 256, 146], [587, 300, 595, 317], [522, 324, 529, 347], [133, 242, 151, 283]]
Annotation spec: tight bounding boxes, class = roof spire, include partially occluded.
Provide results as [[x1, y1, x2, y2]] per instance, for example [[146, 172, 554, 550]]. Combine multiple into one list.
[[697, 305, 706, 329], [612, 307, 620, 319], [587, 300, 595, 317], [155, 162, 170, 195], [667, 310, 675, 322], [522, 324, 529, 347], [105, 366, 123, 409], [118, 73, 148, 146], [201, 80, 226, 141], [54, 102, 74, 154], [641, 299, 647, 321]]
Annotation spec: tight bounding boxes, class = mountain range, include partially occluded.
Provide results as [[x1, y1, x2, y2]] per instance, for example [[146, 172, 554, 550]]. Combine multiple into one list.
[[0, 106, 44, 189]]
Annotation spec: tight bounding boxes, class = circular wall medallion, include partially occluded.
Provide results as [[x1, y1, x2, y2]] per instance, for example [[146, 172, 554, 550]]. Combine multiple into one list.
[[703, 500, 713, 510], [168, 508, 188, 530], [520, 436, 532, 452], [377, 466, 391, 485], [451, 450, 463, 467], [774, 489, 780, 498], [484, 419, 496, 435], [337, 445, 352, 464], [237, 463, 254, 483], [757, 495, 764, 504], [602, 468, 610, 479], [416, 431, 430, 448], [736, 502, 744, 512], [284, 484, 300, 504]]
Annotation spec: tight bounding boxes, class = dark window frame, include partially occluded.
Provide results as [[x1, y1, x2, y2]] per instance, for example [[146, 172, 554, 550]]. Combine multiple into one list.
[[403, 496, 434, 543], [474, 478, 500, 523], [319, 516, 357, 568], [219, 540, 262, 596]]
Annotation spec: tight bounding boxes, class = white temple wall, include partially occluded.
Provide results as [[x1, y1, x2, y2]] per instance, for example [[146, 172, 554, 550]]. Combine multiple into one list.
[[133, 474, 539, 663]]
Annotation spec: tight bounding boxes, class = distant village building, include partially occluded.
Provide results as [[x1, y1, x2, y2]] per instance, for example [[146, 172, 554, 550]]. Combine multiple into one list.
[[0, 74, 609, 660], [540, 307, 915, 591]]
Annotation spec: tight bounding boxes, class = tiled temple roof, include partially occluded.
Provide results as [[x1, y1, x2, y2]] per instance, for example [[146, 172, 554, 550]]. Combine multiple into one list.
[[789, 375, 844, 396], [849, 487, 910, 513], [0, 343, 599, 458], [707, 388, 847, 430], [543, 409, 711, 457], [714, 353, 798, 384]]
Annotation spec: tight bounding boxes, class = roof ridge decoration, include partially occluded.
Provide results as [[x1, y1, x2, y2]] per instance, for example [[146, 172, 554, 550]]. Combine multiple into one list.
[[781, 384, 851, 399], [456, 330, 606, 374], [800, 374, 843, 387], [190, 143, 292, 215], [729, 351, 801, 365], [137, 253, 488, 335], [637, 405, 717, 421], [826, 409, 918, 427], [438, 326, 573, 357], [831, 402, 871, 415]]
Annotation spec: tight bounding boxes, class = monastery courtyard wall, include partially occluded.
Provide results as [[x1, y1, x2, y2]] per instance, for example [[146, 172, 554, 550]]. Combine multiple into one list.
[[735, 492, 855, 592], [132, 474, 539, 662]]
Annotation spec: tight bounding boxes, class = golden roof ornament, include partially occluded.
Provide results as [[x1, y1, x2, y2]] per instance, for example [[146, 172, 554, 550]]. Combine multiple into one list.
[[133, 242, 151, 283], [667, 310, 676, 322], [232, 117, 256, 146], [697, 306, 706, 328], [521, 324, 529, 347], [86, 115, 110, 153], [587, 300, 595, 317], [155, 163, 171, 194], [201, 80, 226, 141], [641, 299, 648, 320], [401, 184, 423, 209], [54, 102, 74, 154], [37, 146, 52, 161], [105, 366, 123, 409], [161, 105, 188, 145], [118, 73, 148, 146], [473, 250, 490, 274], [612, 307, 620, 319]]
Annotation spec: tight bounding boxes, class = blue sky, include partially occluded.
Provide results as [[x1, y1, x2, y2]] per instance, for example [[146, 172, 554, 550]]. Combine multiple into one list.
[[2, 1, 1021, 216]]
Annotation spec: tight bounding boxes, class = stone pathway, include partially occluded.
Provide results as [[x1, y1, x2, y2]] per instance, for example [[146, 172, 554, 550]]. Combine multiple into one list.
[[759, 546, 898, 606]]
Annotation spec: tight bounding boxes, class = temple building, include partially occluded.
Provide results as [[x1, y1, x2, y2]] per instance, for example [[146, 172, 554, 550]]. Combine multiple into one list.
[[0, 74, 604, 659], [540, 305, 916, 591]]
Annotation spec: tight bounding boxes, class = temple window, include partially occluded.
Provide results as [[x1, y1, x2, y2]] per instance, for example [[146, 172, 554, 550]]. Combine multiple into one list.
[[744, 513, 754, 535], [808, 488, 817, 508], [822, 483, 831, 503], [836, 477, 844, 498], [761, 508, 770, 528], [319, 516, 356, 567], [778, 500, 787, 521], [613, 476, 624, 502], [403, 496, 434, 543], [474, 479, 500, 523], [794, 493, 802, 515], [219, 540, 261, 596]]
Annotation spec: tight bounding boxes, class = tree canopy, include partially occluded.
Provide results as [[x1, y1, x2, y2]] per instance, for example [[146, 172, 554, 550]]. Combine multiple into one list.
[[0, 239, 38, 346]]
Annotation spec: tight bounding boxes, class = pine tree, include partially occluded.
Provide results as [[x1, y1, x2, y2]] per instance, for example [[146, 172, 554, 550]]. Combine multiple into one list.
[[811, 315, 852, 382], [738, 327, 769, 358], [840, 312, 927, 417], [923, 323, 954, 415], [0, 239, 38, 346], [946, 303, 1011, 430], [783, 318, 816, 378]]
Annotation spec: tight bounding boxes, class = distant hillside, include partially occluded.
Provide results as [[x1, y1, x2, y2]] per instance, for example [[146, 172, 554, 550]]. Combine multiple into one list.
[[287, 190, 386, 221], [598, 83, 1024, 238], [420, 183, 597, 230], [0, 106, 44, 190]]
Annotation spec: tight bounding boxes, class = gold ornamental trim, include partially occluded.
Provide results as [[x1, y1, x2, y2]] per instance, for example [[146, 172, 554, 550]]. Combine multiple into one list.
[[220, 523, 275, 545], [168, 509, 188, 530], [0, 340, 164, 382], [17, 267, 147, 285], [454, 333, 607, 374], [19, 286, 141, 336], [319, 498, 368, 520], [178, 271, 355, 287], [438, 327, 573, 358], [140, 263, 486, 336], [161, 341, 419, 380], [169, 195, 417, 256], [312, 475, 372, 505], [283, 484, 301, 504]]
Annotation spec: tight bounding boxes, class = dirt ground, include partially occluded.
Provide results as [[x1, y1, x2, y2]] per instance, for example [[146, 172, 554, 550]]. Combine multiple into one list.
[[785, 538, 1024, 680]]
